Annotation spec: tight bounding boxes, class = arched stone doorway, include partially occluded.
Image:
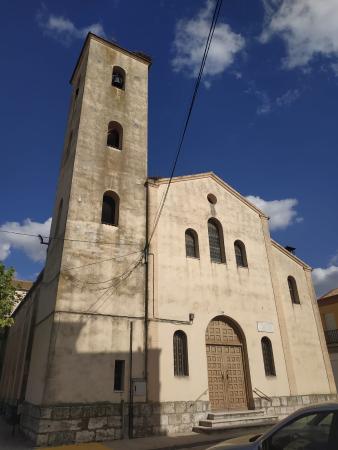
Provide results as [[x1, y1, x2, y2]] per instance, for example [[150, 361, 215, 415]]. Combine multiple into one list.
[[206, 316, 252, 411]]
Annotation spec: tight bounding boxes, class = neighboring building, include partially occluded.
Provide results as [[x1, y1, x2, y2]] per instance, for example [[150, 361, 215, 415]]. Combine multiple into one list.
[[12, 279, 33, 312], [0, 33, 336, 446], [318, 288, 338, 389]]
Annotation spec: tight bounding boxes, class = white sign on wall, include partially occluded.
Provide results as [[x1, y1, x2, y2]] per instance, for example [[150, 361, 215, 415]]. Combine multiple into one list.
[[257, 321, 274, 333]]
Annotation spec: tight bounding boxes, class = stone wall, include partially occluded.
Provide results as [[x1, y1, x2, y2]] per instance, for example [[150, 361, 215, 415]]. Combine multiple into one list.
[[254, 393, 338, 419], [16, 394, 338, 446], [19, 400, 209, 446]]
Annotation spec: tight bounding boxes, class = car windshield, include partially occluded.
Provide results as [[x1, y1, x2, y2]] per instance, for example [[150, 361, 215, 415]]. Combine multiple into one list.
[[264, 411, 337, 450]]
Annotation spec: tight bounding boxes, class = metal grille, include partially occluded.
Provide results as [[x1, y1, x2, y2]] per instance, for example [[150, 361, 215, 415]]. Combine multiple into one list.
[[185, 230, 197, 258], [261, 337, 276, 376], [235, 243, 245, 267], [208, 221, 223, 263], [288, 277, 300, 304], [173, 331, 189, 376], [325, 329, 338, 345]]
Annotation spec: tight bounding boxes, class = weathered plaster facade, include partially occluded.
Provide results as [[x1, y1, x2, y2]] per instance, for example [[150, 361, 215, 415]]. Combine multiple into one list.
[[318, 289, 338, 389], [0, 34, 336, 446]]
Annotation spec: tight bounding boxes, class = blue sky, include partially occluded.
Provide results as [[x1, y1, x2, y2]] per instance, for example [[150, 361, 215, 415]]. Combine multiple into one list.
[[0, 0, 338, 295]]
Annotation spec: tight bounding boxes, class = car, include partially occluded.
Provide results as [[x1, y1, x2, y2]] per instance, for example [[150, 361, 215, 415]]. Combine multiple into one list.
[[206, 403, 338, 450]]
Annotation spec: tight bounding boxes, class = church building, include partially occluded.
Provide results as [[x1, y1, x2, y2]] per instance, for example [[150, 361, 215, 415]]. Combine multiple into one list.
[[0, 33, 336, 446]]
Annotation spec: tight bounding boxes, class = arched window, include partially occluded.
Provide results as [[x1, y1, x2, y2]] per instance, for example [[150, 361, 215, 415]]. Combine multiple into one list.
[[261, 337, 276, 376], [173, 331, 189, 376], [234, 240, 248, 267], [208, 218, 225, 263], [54, 199, 63, 238], [185, 229, 199, 258], [112, 66, 126, 90], [288, 276, 300, 304], [101, 191, 119, 226], [107, 122, 123, 150]]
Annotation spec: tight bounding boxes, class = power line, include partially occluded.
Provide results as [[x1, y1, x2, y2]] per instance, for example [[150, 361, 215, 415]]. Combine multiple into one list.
[[0, 229, 140, 246], [81, 1, 224, 311], [145, 0, 223, 249]]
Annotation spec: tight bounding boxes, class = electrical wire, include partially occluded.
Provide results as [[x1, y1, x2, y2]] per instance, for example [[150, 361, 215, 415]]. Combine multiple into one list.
[[145, 0, 223, 250], [0, 229, 140, 246]]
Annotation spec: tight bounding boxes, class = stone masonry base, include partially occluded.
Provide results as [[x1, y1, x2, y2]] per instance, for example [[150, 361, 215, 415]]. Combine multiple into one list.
[[14, 394, 338, 446], [254, 393, 338, 419], [19, 400, 210, 446]]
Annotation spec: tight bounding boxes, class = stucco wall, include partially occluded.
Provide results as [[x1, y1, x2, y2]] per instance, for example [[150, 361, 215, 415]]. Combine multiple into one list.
[[147, 174, 334, 403], [271, 246, 334, 394], [26, 36, 150, 406], [148, 176, 290, 402]]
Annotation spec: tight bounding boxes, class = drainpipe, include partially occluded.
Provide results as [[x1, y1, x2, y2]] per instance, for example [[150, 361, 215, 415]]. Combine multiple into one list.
[[128, 321, 134, 439], [144, 181, 150, 401]]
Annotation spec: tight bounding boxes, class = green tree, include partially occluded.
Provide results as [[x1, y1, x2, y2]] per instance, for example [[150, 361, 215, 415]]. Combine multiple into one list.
[[0, 262, 17, 328]]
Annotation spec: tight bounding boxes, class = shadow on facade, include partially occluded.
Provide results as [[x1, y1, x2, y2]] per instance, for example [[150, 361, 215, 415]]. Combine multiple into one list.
[[0, 317, 208, 446]]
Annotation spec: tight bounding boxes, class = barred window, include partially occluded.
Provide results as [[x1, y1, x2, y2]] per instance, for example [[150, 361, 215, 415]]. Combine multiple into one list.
[[185, 229, 199, 258], [261, 337, 276, 376], [208, 219, 225, 263], [173, 331, 189, 376], [234, 240, 248, 267], [288, 276, 300, 304], [107, 121, 123, 150], [101, 191, 119, 226]]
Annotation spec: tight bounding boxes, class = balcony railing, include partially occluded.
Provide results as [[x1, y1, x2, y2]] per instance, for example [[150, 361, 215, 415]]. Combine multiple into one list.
[[325, 329, 338, 345]]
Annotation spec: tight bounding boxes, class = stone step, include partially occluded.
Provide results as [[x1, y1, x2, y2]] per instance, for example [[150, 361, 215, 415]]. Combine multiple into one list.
[[193, 417, 278, 434], [199, 415, 278, 428], [207, 409, 266, 421]]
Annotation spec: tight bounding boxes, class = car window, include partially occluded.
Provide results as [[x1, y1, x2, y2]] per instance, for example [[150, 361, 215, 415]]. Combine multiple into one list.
[[263, 412, 334, 450]]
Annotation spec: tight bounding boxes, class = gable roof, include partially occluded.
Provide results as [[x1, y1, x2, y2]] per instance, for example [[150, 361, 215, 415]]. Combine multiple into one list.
[[149, 171, 312, 270], [271, 240, 311, 270], [149, 172, 269, 219], [319, 287, 338, 300]]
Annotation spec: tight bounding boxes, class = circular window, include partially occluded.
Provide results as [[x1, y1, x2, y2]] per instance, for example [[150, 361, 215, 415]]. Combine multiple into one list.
[[207, 194, 217, 204]]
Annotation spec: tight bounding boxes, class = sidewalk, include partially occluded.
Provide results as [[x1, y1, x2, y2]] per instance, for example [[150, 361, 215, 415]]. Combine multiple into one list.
[[0, 417, 268, 450]]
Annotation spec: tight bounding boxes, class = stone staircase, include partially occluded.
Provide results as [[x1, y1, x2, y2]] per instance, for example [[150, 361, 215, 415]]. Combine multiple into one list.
[[193, 409, 279, 434]]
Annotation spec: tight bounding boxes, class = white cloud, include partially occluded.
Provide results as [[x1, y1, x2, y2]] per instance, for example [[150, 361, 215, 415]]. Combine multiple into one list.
[[246, 85, 301, 115], [260, 0, 338, 72], [36, 6, 106, 45], [275, 88, 301, 106], [312, 265, 338, 297], [172, 0, 245, 84], [246, 196, 302, 230], [0, 218, 52, 263]]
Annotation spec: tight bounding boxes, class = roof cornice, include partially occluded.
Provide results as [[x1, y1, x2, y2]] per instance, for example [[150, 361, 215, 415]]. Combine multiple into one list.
[[271, 240, 311, 270], [149, 172, 269, 219], [70, 32, 151, 84]]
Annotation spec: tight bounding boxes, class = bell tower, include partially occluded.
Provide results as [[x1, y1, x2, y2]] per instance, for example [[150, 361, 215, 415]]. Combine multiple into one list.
[[24, 33, 151, 427]]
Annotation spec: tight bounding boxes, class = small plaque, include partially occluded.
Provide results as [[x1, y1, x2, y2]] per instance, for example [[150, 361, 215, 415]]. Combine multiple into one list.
[[257, 321, 274, 333]]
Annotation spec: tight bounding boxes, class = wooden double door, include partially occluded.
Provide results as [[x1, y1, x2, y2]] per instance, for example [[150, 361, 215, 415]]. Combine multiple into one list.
[[206, 318, 248, 411]]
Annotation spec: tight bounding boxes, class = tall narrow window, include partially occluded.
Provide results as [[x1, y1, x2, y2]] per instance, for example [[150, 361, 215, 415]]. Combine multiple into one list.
[[112, 66, 126, 90], [288, 276, 300, 304], [114, 360, 125, 391], [185, 229, 199, 258], [173, 331, 189, 376], [107, 121, 123, 150], [208, 218, 225, 263], [234, 240, 248, 267], [101, 191, 119, 226], [54, 199, 63, 238], [261, 337, 276, 376]]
